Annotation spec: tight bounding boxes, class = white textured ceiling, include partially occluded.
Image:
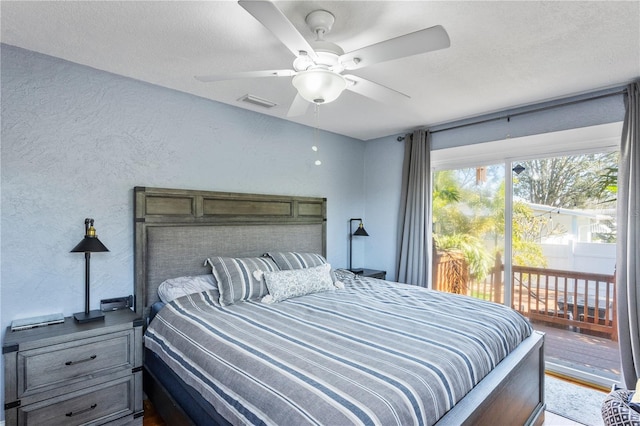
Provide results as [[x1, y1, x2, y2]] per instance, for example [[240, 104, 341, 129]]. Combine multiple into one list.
[[2, 1, 639, 140]]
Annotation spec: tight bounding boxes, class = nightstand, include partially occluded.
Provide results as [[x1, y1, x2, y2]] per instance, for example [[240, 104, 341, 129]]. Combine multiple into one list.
[[354, 269, 387, 280], [3, 309, 144, 425]]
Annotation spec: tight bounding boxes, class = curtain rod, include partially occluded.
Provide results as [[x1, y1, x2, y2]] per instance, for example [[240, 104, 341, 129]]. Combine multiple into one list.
[[396, 87, 627, 142]]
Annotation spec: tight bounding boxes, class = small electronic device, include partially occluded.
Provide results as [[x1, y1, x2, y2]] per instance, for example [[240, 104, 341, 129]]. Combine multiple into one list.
[[11, 313, 65, 331], [100, 295, 134, 311]]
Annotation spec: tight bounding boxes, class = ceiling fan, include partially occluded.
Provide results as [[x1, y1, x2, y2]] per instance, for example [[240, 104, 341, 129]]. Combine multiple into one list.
[[195, 1, 450, 117]]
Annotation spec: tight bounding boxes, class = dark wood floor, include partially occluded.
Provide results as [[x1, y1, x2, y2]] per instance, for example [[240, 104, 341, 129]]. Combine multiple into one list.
[[143, 399, 165, 426]]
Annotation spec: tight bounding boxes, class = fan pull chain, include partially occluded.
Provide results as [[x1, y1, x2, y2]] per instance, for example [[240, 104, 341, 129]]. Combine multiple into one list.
[[313, 104, 321, 166]]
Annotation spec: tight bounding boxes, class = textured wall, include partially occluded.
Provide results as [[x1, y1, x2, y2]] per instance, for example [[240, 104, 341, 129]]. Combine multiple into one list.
[[0, 45, 366, 415]]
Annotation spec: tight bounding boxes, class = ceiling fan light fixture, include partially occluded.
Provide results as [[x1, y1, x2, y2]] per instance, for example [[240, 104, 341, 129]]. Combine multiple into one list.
[[292, 69, 347, 104]]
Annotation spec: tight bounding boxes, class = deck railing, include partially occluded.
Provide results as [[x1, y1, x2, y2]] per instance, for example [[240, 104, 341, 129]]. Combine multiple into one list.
[[432, 250, 469, 295], [511, 265, 617, 341], [432, 251, 617, 341]]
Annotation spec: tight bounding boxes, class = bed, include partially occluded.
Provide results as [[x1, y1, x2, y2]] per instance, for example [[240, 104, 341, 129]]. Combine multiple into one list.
[[134, 186, 545, 425]]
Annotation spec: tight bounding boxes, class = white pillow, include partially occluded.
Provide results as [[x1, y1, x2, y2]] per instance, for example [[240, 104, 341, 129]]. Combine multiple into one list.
[[158, 274, 218, 303], [261, 263, 340, 304]]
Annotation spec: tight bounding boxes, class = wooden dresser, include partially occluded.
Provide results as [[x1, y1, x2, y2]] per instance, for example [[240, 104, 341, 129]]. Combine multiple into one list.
[[3, 310, 143, 425]]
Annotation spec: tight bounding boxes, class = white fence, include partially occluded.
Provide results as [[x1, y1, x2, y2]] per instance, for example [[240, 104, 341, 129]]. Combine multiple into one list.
[[541, 240, 616, 275]]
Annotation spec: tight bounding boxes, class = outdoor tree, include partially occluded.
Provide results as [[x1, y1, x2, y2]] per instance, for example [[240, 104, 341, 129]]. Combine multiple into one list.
[[513, 152, 618, 208], [511, 201, 548, 267], [433, 169, 495, 281], [596, 165, 618, 203], [433, 166, 549, 286]]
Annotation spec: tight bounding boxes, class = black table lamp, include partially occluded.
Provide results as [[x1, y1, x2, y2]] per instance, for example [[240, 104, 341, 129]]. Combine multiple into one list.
[[349, 218, 369, 273], [71, 218, 109, 323]]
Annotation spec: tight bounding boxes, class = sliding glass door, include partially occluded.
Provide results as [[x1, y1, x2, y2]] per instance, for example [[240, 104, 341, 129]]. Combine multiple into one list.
[[510, 152, 619, 384], [432, 164, 505, 303], [432, 149, 620, 386]]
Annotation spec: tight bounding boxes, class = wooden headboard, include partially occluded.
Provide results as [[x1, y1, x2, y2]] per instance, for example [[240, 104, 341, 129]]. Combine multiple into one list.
[[134, 187, 327, 319]]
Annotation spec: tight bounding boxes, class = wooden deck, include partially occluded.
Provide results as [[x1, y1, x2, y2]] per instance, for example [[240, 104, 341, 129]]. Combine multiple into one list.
[[532, 321, 621, 383]]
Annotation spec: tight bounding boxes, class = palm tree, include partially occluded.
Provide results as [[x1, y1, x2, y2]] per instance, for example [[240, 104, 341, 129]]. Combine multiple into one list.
[[433, 170, 495, 282]]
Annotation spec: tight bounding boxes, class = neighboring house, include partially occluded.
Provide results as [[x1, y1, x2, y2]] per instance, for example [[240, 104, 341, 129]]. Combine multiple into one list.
[[527, 202, 615, 244]]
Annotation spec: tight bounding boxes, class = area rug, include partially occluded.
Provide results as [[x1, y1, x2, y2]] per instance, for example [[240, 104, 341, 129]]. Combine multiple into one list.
[[545, 375, 607, 425]]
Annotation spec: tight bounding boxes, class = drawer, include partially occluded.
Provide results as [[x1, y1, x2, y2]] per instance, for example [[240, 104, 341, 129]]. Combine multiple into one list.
[[17, 329, 134, 396], [17, 375, 136, 426]]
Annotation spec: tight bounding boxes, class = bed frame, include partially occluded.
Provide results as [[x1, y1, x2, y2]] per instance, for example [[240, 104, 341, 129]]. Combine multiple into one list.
[[134, 186, 545, 425]]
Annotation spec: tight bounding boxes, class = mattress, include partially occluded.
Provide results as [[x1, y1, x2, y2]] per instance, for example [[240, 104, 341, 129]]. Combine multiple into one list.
[[145, 276, 532, 425]]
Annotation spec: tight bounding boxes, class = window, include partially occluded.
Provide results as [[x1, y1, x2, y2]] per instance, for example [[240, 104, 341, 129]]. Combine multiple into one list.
[[431, 123, 621, 388]]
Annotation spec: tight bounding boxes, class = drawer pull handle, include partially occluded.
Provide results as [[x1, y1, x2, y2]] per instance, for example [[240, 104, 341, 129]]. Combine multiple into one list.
[[65, 354, 97, 366], [65, 403, 97, 417]]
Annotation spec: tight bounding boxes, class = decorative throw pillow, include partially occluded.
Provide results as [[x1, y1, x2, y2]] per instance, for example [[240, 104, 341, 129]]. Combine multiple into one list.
[[158, 274, 218, 304], [261, 263, 336, 303], [602, 387, 640, 425], [334, 268, 357, 281], [205, 256, 279, 306], [264, 252, 328, 271]]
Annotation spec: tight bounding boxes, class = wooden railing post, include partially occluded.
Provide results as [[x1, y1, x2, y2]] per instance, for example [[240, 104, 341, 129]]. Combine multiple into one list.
[[612, 271, 618, 341], [493, 252, 502, 304], [432, 250, 440, 291]]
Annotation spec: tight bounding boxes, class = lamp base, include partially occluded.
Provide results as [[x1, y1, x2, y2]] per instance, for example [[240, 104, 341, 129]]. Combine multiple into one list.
[[349, 268, 364, 274], [73, 310, 105, 323]]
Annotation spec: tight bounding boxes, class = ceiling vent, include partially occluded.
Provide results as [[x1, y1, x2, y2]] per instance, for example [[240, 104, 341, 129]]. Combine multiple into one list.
[[238, 94, 277, 109]]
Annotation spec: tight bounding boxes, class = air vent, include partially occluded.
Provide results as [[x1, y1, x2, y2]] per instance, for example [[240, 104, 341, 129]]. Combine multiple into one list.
[[238, 94, 277, 109]]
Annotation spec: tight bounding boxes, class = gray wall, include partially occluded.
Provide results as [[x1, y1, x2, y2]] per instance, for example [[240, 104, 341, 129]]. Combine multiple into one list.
[[362, 137, 405, 281], [0, 45, 366, 415]]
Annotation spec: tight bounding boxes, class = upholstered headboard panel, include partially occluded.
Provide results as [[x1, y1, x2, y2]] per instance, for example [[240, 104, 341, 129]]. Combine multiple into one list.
[[134, 187, 326, 319]]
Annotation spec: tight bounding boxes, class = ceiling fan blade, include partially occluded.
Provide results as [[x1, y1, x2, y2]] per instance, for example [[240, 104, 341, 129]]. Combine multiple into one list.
[[339, 25, 450, 70], [286, 93, 311, 117], [195, 69, 295, 83], [343, 75, 410, 104], [239, 0, 318, 61]]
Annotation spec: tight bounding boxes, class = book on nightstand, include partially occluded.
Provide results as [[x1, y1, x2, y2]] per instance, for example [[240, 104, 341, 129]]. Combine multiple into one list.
[[10, 313, 64, 331]]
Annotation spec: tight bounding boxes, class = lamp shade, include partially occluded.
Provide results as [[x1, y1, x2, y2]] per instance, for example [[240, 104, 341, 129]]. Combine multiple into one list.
[[353, 222, 369, 236], [71, 220, 109, 253], [71, 236, 109, 253], [292, 69, 347, 104]]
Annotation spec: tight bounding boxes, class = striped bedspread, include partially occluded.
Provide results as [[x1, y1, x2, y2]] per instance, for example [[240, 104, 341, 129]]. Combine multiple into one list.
[[145, 277, 532, 426]]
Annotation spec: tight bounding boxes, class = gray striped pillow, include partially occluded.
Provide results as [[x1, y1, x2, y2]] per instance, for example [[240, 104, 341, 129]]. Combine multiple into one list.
[[205, 257, 279, 306], [265, 252, 327, 270]]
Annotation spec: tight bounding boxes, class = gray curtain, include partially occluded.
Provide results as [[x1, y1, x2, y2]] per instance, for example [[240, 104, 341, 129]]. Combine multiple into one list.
[[617, 81, 640, 389], [397, 129, 431, 287]]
